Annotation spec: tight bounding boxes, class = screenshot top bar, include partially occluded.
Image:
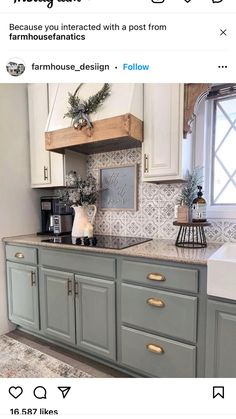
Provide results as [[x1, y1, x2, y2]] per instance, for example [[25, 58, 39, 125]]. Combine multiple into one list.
[[1, 0, 236, 14]]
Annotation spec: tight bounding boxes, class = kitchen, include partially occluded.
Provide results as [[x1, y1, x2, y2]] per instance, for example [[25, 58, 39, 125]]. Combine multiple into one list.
[[1, 83, 236, 378]]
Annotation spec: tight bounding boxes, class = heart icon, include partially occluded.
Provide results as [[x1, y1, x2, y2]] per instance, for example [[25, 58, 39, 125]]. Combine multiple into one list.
[[9, 386, 23, 399]]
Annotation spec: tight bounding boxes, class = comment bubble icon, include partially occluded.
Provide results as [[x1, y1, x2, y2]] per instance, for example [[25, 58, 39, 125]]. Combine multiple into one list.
[[33, 386, 47, 400]]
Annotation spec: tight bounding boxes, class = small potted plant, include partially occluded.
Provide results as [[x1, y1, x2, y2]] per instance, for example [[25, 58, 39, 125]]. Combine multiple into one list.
[[178, 167, 203, 222]]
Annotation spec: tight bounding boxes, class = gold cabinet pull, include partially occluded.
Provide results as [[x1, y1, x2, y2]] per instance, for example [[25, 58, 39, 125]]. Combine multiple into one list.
[[147, 298, 165, 308], [67, 279, 73, 296], [74, 281, 79, 296], [146, 343, 164, 355], [147, 273, 166, 282], [31, 271, 36, 286], [15, 252, 24, 259]]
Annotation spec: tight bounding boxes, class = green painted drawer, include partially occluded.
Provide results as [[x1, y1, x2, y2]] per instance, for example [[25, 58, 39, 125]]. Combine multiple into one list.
[[6, 244, 37, 265], [121, 260, 198, 292], [121, 284, 197, 342], [121, 326, 196, 377], [39, 248, 116, 279]]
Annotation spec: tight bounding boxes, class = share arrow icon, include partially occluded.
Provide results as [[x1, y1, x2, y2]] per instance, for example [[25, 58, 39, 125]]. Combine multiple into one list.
[[58, 387, 71, 399]]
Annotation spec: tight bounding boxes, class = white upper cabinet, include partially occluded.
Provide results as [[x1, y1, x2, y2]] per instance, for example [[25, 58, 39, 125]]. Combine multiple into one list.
[[28, 84, 86, 188], [142, 84, 190, 182], [28, 84, 52, 187]]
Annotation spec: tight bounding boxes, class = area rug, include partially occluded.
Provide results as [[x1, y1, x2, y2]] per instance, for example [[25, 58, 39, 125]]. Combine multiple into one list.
[[0, 335, 92, 378]]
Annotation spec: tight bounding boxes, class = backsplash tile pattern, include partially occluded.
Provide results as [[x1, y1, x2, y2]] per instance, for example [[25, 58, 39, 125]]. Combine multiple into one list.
[[86, 148, 236, 243]]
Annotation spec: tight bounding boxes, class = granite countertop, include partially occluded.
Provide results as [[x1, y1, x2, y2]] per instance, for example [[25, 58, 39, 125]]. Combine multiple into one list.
[[2, 234, 222, 266]]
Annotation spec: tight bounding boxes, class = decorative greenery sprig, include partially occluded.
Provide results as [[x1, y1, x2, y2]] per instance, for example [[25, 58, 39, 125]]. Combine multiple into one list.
[[179, 167, 203, 208], [64, 83, 111, 129]]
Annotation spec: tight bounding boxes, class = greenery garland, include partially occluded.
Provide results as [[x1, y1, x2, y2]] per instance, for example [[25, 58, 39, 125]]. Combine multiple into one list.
[[64, 83, 111, 129]]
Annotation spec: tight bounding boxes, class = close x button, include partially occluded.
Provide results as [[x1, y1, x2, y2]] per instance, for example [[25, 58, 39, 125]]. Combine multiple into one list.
[[220, 29, 227, 36]]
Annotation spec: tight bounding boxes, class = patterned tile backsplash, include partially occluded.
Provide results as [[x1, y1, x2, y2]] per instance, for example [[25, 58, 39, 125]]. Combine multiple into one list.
[[86, 148, 236, 243]]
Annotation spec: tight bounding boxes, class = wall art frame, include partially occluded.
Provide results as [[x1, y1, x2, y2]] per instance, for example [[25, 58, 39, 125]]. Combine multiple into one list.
[[99, 164, 138, 211]]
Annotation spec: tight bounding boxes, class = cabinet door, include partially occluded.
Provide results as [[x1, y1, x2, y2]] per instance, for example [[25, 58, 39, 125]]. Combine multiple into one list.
[[40, 268, 75, 345], [75, 275, 116, 360], [206, 299, 236, 377], [143, 84, 184, 182], [48, 84, 65, 187], [28, 84, 51, 186], [28, 84, 64, 188], [7, 262, 39, 331]]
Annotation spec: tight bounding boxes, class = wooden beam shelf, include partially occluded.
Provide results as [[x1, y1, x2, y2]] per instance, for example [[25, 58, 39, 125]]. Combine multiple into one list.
[[45, 113, 143, 155]]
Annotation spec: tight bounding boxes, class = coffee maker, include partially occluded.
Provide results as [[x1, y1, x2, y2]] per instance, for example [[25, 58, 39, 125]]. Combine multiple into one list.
[[39, 196, 73, 235]]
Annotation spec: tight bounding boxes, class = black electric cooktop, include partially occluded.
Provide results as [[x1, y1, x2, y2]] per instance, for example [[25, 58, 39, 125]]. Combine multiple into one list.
[[42, 235, 152, 250]]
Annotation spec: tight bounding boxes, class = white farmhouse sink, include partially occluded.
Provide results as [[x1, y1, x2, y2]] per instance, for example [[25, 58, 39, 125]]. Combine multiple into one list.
[[208, 243, 236, 300]]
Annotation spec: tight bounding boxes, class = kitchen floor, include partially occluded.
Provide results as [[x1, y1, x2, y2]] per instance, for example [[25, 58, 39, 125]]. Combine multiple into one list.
[[8, 330, 129, 378]]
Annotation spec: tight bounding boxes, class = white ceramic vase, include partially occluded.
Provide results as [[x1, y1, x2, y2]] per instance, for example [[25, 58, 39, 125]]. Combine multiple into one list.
[[71, 205, 97, 238]]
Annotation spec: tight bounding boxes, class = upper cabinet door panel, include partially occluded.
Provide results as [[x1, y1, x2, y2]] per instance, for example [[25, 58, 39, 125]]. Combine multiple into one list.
[[28, 84, 65, 188], [143, 84, 185, 182], [28, 84, 51, 186]]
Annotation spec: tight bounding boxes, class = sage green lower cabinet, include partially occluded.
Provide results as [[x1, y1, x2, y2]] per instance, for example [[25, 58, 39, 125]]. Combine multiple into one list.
[[75, 275, 116, 361], [206, 298, 236, 378], [40, 268, 75, 345], [7, 262, 39, 331], [119, 258, 202, 377], [5, 243, 209, 377]]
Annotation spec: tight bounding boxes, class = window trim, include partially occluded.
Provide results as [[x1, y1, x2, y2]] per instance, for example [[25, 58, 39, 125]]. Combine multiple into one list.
[[203, 96, 236, 219]]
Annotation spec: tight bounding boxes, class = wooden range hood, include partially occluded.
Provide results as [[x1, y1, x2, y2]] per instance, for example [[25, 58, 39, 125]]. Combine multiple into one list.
[[45, 84, 143, 155], [45, 113, 143, 155]]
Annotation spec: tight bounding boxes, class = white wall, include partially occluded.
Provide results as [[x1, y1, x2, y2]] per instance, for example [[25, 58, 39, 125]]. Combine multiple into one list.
[[0, 84, 41, 335]]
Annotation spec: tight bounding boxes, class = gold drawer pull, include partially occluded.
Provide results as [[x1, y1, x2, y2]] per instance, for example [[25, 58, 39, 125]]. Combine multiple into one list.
[[147, 298, 165, 308], [147, 273, 166, 282], [15, 252, 24, 259], [146, 343, 164, 355]]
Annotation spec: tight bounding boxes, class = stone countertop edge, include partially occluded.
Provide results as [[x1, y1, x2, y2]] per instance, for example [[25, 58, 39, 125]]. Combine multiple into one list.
[[2, 235, 222, 266]]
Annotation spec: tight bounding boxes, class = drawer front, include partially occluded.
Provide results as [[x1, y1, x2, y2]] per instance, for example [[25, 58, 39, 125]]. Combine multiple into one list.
[[121, 260, 198, 292], [6, 245, 37, 265], [121, 326, 196, 377], [39, 249, 116, 279], [121, 284, 197, 342]]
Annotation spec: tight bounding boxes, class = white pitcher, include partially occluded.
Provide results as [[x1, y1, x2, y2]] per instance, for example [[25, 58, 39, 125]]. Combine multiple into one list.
[[71, 205, 97, 238]]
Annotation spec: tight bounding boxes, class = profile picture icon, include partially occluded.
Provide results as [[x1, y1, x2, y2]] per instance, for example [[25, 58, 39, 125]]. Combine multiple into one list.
[[6, 58, 25, 77]]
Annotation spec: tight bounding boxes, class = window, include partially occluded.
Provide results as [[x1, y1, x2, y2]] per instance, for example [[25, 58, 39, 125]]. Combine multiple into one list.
[[201, 88, 236, 219], [211, 96, 236, 205]]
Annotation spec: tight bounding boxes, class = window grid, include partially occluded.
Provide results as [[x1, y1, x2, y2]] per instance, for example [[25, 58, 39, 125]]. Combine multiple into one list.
[[211, 95, 236, 206]]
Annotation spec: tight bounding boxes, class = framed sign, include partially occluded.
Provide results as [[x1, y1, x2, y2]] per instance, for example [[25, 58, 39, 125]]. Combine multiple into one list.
[[100, 164, 137, 211]]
